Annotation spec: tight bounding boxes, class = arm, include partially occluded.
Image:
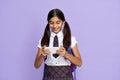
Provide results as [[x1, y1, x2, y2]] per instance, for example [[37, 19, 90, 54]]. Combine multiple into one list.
[[57, 44, 82, 67], [65, 44, 82, 67], [34, 46, 50, 69], [34, 48, 45, 69]]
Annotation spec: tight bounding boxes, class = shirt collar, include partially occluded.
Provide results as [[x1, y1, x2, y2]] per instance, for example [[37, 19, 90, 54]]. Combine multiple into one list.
[[51, 30, 63, 38]]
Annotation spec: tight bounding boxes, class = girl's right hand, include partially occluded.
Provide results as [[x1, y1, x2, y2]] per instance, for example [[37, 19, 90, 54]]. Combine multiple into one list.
[[40, 45, 50, 57]]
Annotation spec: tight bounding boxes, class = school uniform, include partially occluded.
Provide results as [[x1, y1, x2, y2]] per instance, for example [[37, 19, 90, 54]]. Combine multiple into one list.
[[37, 30, 78, 80]]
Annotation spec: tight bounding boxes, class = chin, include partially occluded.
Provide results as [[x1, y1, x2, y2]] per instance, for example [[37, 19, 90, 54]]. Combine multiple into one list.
[[53, 30, 60, 33], [54, 32, 59, 34]]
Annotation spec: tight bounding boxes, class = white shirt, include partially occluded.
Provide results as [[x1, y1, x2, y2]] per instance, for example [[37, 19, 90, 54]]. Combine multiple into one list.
[[37, 30, 78, 66]]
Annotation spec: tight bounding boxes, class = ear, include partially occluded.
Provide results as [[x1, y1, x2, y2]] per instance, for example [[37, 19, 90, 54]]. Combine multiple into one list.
[[62, 21, 65, 27], [63, 21, 65, 25], [62, 21, 65, 30]]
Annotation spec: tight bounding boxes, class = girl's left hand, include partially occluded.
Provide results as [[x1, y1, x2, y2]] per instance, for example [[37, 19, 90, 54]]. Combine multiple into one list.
[[56, 45, 66, 57]]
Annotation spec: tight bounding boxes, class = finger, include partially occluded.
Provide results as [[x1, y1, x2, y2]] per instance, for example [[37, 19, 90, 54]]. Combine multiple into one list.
[[60, 45, 63, 48], [56, 50, 65, 56], [56, 50, 63, 54], [45, 49, 50, 53], [42, 53, 47, 57], [41, 45, 47, 52], [56, 50, 60, 54], [60, 47, 64, 51], [42, 45, 46, 49], [60, 45, 65, 50], [42, 51, 49, 57]]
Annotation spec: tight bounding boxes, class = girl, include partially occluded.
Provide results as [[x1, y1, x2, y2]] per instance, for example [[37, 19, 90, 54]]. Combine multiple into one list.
[[34, 8, 82, 80]]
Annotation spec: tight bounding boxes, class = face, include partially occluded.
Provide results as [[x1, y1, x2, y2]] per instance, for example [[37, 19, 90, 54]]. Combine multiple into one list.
[[49, 16, 64, 34]]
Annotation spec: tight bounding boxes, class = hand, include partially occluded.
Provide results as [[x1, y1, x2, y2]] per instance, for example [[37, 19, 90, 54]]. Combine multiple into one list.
[[40, 45, 50, 57], [56, 45, 66, 57]]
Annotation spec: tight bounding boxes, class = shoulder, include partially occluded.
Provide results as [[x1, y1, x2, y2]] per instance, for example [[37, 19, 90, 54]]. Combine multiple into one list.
[[37, 38, 42, 48], [71, 35, 78, 48], [71, 36, 77, 41]]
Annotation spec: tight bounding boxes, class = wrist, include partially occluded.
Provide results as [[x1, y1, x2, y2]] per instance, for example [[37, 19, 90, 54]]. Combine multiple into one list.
[[64, 51, 69, 59]]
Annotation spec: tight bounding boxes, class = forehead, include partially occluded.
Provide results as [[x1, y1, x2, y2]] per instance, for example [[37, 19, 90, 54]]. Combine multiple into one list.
[[49, 16, 62, 22]]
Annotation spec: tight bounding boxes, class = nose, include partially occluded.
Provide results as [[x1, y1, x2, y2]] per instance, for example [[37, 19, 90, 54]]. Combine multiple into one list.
[[53, 23, 57, 28]]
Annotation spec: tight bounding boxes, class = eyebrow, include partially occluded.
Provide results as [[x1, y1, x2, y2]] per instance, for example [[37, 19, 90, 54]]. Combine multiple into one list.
[[49, 20, 61, 22]]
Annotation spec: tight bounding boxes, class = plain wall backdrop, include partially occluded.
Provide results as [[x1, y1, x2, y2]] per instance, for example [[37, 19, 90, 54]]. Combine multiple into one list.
[[0, 0, 120, 80]]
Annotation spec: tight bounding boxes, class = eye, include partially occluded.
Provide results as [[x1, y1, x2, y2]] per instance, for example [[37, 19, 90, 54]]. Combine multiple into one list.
[[49, 22, 54, 25], [56, 21, 61, 24]]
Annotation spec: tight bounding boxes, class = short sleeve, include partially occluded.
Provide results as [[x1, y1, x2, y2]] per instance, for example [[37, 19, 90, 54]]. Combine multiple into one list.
[[71, 36, 78, 48], [37, 39, 42, 48]]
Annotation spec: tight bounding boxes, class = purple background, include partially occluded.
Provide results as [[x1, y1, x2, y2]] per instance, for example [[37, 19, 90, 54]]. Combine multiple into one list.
[[0, 0, 120, 80]]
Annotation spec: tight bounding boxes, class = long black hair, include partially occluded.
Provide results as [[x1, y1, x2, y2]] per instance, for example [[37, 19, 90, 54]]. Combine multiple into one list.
[[41, 8, 71, 50]]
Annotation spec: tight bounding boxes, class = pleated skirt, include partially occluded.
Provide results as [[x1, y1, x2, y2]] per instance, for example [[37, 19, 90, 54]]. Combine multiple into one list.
[[43, 64, 73, 80]]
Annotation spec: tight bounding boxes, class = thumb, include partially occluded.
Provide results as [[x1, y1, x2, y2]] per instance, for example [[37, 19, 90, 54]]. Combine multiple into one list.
[[42, 45, 46, 50]]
